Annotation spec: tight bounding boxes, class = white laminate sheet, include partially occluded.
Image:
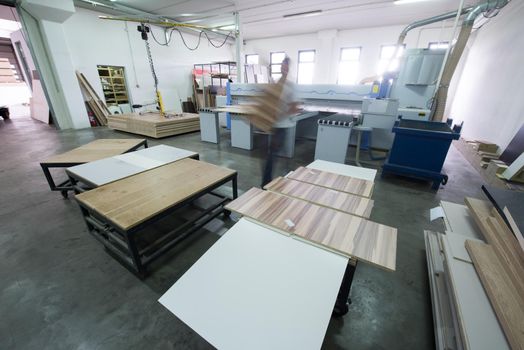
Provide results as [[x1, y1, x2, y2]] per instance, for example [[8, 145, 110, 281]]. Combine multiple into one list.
[[67, 145, 197, 187], [440, 201, 482, 239], [441, 235, 509, 350], [307, 159, 377, 182], [159, 218, 348, 350]]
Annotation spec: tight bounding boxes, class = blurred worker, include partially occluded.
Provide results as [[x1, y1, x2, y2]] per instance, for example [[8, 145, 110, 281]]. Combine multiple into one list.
[[261, 56, 300, 187]]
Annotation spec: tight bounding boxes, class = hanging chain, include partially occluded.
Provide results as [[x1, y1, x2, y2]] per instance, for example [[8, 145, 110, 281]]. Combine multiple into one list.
[[144, 38, 159, 91]]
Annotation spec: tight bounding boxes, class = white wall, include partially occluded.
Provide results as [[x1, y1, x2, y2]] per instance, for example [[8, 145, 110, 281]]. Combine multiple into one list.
[[244, 24, 454, 84], [63, 8, 234, 112], [447, 0, 524, 150], [10, 28, 49, 123]]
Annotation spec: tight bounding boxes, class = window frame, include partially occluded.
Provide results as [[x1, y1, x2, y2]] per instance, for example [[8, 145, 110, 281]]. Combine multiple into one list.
[[337, 46, 361, 85], [297, 49, 316, 85], [245, 54, 259, 65], [270, 51, 286, 81], [428, 41, 450, 50], [377, 44, 406, 75]]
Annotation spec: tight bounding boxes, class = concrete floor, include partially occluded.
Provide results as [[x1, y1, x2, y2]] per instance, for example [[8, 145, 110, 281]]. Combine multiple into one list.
[[0, 116, 486, 349]]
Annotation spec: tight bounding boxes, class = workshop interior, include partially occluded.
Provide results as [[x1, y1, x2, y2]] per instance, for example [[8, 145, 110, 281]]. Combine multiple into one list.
[[1, 0, 524, 349]]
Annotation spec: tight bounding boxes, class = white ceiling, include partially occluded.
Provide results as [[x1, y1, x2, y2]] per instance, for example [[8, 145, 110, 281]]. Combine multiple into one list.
[[104, 0, 480, 39]]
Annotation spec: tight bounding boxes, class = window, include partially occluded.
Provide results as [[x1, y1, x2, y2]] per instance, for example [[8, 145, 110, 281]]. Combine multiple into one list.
[[297, 50, 315, 85], [270, 52, 286, 81], [337, 47, 361, 85], [377, 44, 405, 76], [429, 41, 450, 50], [245, 54, 259, 65]]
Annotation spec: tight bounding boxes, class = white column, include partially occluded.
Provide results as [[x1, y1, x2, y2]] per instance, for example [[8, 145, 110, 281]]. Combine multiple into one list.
[[315, 29, 338, 84], [20, 0, 90, 129]]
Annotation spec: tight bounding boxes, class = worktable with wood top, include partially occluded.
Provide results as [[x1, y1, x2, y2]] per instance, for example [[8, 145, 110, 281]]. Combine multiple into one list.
[[74, 158, 237, 276], [40, 138, 147, 198], [160, 160, 397, 349], [66, 145, 198, 189]]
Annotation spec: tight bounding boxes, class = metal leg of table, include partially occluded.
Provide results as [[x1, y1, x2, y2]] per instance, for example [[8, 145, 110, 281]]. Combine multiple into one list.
[[124, 233, 146, 278], [41, 163, 73, 198], [333, 259, 358, 317], [224, 173, 238, 218]]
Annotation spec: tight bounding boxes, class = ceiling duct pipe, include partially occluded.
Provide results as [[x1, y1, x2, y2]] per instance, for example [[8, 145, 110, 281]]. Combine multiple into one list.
[[432, 0, 510, 121], [388, 6, 474, 69]]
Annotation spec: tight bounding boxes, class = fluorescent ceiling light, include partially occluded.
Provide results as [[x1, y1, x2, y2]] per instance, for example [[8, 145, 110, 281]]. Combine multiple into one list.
[[394, 0, 434, 4], [283, 10, 322, 18]]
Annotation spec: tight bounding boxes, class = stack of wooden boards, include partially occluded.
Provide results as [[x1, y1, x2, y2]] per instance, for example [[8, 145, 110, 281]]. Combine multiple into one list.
[[107, 112, 200, 138], [76, 71, 110, 126], [425, 195, 524, 350], [225, 166, 397, 271], [464, 197, 524, 350]]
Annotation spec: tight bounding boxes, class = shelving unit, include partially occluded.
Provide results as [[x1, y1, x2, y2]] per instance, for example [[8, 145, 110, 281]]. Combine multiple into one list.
[[97, 65, 130, 107]]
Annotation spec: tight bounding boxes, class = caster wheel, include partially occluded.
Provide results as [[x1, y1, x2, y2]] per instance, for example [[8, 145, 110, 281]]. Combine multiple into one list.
[[223, 210, 231, 218], [332, 302, 349, 317], [61, 190, 69, 199], [442, 176, 448, 185]]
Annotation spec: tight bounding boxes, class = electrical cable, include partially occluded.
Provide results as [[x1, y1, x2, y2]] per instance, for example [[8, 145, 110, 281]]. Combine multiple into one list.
[[147, 24, 234, 50]]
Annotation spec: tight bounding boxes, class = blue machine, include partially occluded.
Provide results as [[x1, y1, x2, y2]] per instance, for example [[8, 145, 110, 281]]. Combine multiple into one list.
[[382, 119, 461, 189]]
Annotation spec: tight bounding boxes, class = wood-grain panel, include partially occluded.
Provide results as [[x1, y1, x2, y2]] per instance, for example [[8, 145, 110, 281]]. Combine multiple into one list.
[[264, 177, 373, 218], [76, 159, 236, 231], [466, 240, 524, 350], [288, 167, 374, 198], [43, 139, 145, 164], [465, 197, 524, 294], [225, 188, 396, 271]]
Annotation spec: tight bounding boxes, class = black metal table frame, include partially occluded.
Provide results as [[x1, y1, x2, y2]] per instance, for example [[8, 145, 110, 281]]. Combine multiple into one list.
[[40, 139, 148, 198], [74, 173, 238, 278], [333, 259, 358, 317]]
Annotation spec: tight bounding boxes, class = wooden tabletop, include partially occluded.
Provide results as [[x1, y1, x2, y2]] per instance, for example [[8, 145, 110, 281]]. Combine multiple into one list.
[[42, 138, 146, 165], [265, 177, 374, 218], [225, 188, 397, 271], [75, 158, 236, 231], [288, 167, 374, 198]]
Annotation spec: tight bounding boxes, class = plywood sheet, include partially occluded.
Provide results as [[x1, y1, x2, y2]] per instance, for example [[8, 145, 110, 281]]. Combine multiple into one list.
[[288, 167, 374, 198], [445, 231, 482, 263], [42, 138, 145, 164], [107, 112, 200, 138], [466, 240, 524, 350], [265, 177, 373, 218], [225, 188, 397, 270], [76, 159, 235, 231]]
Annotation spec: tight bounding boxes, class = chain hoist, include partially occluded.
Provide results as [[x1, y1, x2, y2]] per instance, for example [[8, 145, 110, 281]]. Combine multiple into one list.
[[137, 23, 165, 116]]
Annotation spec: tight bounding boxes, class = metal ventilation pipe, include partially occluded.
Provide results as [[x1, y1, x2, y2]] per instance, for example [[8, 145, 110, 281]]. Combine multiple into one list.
[[389, 7, 474, 67], [432, 0, 510, 121]]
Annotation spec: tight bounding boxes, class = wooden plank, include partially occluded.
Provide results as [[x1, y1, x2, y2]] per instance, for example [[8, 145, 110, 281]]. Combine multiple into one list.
[[225, 188, 397, 271], [503, 207, 524, 253], [465, 240, 524, 350], [76, 71, 108, 125], [264, 177, 374, 218], [107, 112, 200, 139], [288, 167, 374, 198], [76, 159, 236, 231], [42, 138, 146, 164], [465, 197, 524, 296]]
